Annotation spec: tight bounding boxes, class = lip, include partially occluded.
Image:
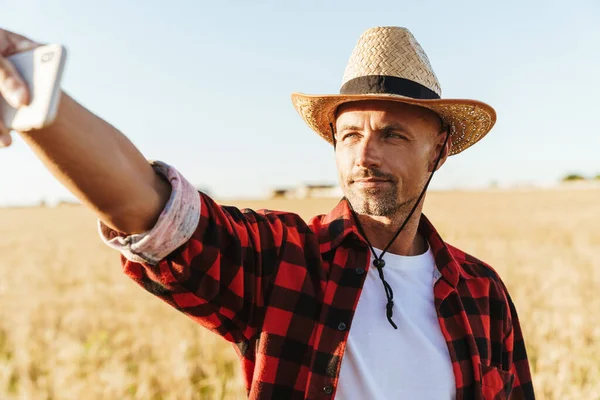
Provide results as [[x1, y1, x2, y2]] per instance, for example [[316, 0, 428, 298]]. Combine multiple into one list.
[[353, 179, 391, 188]]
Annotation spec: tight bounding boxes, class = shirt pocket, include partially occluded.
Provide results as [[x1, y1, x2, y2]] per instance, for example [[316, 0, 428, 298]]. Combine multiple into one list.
[[480, 363, 515, 400]]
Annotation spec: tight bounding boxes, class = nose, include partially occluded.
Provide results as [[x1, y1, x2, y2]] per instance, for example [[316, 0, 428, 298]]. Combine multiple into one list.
[[355, 134, 382, 169]]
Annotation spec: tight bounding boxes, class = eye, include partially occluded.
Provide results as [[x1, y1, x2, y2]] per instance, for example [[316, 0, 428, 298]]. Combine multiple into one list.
[[385, 132, 406, 140], [341, 132, 360, 141]]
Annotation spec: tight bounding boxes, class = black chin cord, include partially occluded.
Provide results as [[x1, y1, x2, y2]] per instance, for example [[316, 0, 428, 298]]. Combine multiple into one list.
[[330, 122, 450, 329]]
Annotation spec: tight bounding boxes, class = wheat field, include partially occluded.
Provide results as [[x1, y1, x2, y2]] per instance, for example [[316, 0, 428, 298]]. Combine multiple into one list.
[[1, 189, 599, 399]]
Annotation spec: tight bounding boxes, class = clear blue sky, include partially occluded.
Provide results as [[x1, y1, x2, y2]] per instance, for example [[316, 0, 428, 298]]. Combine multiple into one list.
[[1, 0, 598, 205]]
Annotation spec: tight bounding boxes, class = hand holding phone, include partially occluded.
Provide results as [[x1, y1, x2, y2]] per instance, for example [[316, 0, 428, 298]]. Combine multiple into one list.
[[0, 28, 67, 146]]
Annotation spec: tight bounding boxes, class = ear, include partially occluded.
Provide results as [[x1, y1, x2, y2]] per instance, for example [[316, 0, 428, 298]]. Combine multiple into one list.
[[329, 123, 337, 150], [430, 130, 452, 172]]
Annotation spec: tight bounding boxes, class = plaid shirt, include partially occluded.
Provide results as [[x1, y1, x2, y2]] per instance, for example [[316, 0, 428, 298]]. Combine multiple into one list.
[[101, 163, 535, 400]]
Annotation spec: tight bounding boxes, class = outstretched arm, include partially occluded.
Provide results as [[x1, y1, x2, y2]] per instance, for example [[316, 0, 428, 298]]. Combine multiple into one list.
[[0, 28, 170, 234]]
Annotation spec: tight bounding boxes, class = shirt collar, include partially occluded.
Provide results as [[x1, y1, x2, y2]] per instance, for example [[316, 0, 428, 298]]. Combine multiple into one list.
[[316, 198, 363, 254], [317, 198, 474, 287]]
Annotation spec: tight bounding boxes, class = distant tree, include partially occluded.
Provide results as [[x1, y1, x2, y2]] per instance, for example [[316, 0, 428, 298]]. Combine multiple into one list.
[[562, 173, 586, 182], [595, 174, 600, 180]]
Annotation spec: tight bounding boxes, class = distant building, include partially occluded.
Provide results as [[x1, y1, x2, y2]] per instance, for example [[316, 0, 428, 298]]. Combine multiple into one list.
[[271, 189, 289, 199], [271, 184, 343, 199]]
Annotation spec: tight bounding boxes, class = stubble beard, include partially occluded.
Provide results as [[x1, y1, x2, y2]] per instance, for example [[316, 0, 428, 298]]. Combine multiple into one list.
[[345, 182, 404, 217]]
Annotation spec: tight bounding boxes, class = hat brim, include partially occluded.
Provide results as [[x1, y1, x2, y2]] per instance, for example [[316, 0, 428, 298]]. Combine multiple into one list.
[[290, 92, 496, 155]]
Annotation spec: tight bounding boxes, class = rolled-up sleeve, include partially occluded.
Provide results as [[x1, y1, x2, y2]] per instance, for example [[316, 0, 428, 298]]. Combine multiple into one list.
[[98, 161, 293, 342], [98, 161, 200, 265]]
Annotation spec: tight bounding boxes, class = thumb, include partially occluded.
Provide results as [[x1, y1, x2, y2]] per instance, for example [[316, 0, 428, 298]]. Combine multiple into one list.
[[0, 120, 12, 147]]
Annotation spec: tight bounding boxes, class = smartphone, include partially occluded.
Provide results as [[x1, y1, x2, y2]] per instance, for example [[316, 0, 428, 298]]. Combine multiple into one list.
[[0, 44, 67, 132]]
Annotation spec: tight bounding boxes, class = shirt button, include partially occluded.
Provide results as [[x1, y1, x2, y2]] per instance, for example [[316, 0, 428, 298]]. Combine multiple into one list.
[[355, 267, 365, 275], [337, 322, 347, 331], [323, 385, 334, 394]]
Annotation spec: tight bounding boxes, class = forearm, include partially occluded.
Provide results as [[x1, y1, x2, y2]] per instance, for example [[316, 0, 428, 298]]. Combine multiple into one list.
[[19, 92, 171, 233]]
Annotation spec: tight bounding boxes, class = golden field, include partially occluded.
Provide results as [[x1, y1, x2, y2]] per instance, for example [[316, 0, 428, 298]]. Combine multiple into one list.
[[1, 188, 599, 400]]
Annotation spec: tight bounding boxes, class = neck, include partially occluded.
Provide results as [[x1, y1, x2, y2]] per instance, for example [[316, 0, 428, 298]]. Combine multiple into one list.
[[355, 202, 426, 257]]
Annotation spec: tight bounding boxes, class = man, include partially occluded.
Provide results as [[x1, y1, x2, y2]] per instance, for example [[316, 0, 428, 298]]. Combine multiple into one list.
[[0, 26, 534, 399]]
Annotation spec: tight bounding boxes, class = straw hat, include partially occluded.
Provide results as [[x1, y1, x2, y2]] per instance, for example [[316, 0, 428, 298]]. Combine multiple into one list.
[[291, 26, 496, 155]]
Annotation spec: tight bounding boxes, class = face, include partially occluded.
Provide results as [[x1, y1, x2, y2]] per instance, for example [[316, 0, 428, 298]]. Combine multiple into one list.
[[334, 100, 449, 217]]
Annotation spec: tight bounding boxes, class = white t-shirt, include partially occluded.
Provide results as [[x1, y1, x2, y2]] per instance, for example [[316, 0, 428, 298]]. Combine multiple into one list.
[[336, 244, 456, 400]]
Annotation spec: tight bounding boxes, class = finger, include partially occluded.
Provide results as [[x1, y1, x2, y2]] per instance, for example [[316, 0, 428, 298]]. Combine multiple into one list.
[[0, 121, 12, 147], [0, 28, 39, 56], [0, 133, 12, 147], [0, 56, 29, 107]]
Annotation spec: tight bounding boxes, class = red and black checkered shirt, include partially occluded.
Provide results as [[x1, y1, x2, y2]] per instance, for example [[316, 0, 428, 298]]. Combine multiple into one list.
[[120, 192, 534, 399]]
